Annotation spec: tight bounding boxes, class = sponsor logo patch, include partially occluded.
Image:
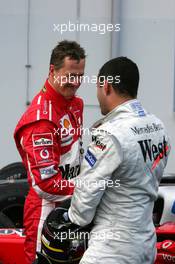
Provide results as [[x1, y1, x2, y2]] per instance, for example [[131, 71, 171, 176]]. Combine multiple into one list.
[[162, 254, 175, 262], [40, 149, 49, 159], [34, 147, 54, 164], [138, 136, 168, 170], [162, 241, 173, 249], [131, 123, 163, 135], [92, 135, 106, 151], [39, 165, 57, 180], [60, 114, 73, 130], [60, 114, 74, 146], [59, 164, 80, 179], [32, 133, 53, 147], [130, 101, 145, 117], [85, 150, 97, 167]]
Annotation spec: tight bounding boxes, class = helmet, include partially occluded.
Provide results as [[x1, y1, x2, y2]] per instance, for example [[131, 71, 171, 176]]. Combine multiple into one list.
[[32, 252, 52, 264], [41, 200, 89, 263]]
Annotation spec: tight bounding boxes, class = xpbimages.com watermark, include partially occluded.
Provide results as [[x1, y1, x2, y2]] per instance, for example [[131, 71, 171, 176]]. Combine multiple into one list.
[[53, 178, 120, 191], [53, 74, 120, 86], [53, 126, 112, 138], [53, 21, 120, 35], [53, 229, 121, 242]]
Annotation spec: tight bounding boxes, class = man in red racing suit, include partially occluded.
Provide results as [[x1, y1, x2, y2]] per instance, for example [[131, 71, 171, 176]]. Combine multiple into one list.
[[14, 40, 85, 264]]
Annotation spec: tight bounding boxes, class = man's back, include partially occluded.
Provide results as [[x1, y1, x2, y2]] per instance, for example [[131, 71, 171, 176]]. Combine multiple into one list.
[[94, 99, 170, 230], [85, 100, 170, 264], [69, 99, 170, 264]]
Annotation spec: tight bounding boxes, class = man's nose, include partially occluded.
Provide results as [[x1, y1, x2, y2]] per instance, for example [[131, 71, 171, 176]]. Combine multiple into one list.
[[69, 76, 81, 87]]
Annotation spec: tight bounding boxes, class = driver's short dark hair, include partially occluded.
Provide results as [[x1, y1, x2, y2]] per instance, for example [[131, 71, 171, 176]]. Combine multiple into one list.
[[98, 57, 139, 98], [50, 40, 86, 70]]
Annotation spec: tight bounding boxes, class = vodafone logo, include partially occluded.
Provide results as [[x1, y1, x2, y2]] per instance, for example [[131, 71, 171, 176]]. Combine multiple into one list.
[[162, 254, 175, 262], [40, 149, 49, 159], [162, 241, 173, 249], [34, 147, 53, 165]]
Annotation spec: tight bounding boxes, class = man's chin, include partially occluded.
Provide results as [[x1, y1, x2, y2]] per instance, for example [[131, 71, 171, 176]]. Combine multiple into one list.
[[65, 93, 76, 100], [64, 88, 78, 100], [101, 108, 108, 116], [100, 109, 105, 115]]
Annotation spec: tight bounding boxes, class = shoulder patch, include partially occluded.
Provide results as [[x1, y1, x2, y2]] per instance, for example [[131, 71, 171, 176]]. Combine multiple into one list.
[[130, 101, 146, 117], [32, 133, 53, 147], [39, 165, 57, 180], [85, 150, 97, 167], [92, 135, 106, 151]]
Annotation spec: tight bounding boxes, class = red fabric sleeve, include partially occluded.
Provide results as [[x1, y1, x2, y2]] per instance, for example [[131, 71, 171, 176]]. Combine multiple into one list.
[[19, 120, 74, 201]]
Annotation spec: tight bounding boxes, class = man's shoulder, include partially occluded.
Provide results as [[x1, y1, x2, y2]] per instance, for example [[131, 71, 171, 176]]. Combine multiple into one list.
[[73, 95, 84, 108], [14, 91, 60, 135], [74, 95, 83, 102], [14, 92, 84, 137]]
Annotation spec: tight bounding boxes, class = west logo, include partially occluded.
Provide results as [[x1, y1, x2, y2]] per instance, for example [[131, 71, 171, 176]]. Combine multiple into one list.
[[92, 135, 106, 151], [138, 136, 168, 163]]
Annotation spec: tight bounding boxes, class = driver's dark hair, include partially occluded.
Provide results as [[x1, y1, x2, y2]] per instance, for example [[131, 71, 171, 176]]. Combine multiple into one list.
[[50, 40, 86, 70], [98, 57, 139, 98]]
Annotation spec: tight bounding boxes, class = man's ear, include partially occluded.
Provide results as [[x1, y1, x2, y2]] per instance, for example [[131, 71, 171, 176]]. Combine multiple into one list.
[[49, 64, 54, 77], [104, 81, 112, 96]]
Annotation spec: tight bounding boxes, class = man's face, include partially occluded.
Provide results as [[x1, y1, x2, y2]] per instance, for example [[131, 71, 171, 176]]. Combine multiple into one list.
[[52, 57, 85, 99], [97, 81, 108, 115]]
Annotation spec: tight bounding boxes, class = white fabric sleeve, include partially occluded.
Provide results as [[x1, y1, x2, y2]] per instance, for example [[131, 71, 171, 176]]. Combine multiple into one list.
[[68, 130, 123, 226]]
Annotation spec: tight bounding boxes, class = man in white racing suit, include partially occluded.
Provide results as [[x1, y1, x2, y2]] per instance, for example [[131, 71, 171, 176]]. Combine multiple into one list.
[[67, 57, 171, 264]]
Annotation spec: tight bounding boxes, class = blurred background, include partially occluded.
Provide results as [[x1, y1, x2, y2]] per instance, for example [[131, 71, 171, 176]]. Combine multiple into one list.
[[0, 0, 174, 173]]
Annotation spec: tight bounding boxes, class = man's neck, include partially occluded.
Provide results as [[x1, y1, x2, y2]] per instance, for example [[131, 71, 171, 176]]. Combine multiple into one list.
[[48, 78, 57, 92], [108, 96, 135, 113]]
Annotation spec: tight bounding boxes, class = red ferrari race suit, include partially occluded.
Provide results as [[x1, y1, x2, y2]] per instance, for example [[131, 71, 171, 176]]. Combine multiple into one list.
[[14, 79, 84, 264]]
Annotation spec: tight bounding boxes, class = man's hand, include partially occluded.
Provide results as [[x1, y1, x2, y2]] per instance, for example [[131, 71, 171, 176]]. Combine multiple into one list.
[[62, 211, 69, 222], [55, 210, 73, 230]]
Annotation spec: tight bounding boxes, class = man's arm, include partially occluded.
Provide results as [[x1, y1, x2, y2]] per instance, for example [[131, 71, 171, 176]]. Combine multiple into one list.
[[18, 119, 74, 202], [68, 130, 123, 226]]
